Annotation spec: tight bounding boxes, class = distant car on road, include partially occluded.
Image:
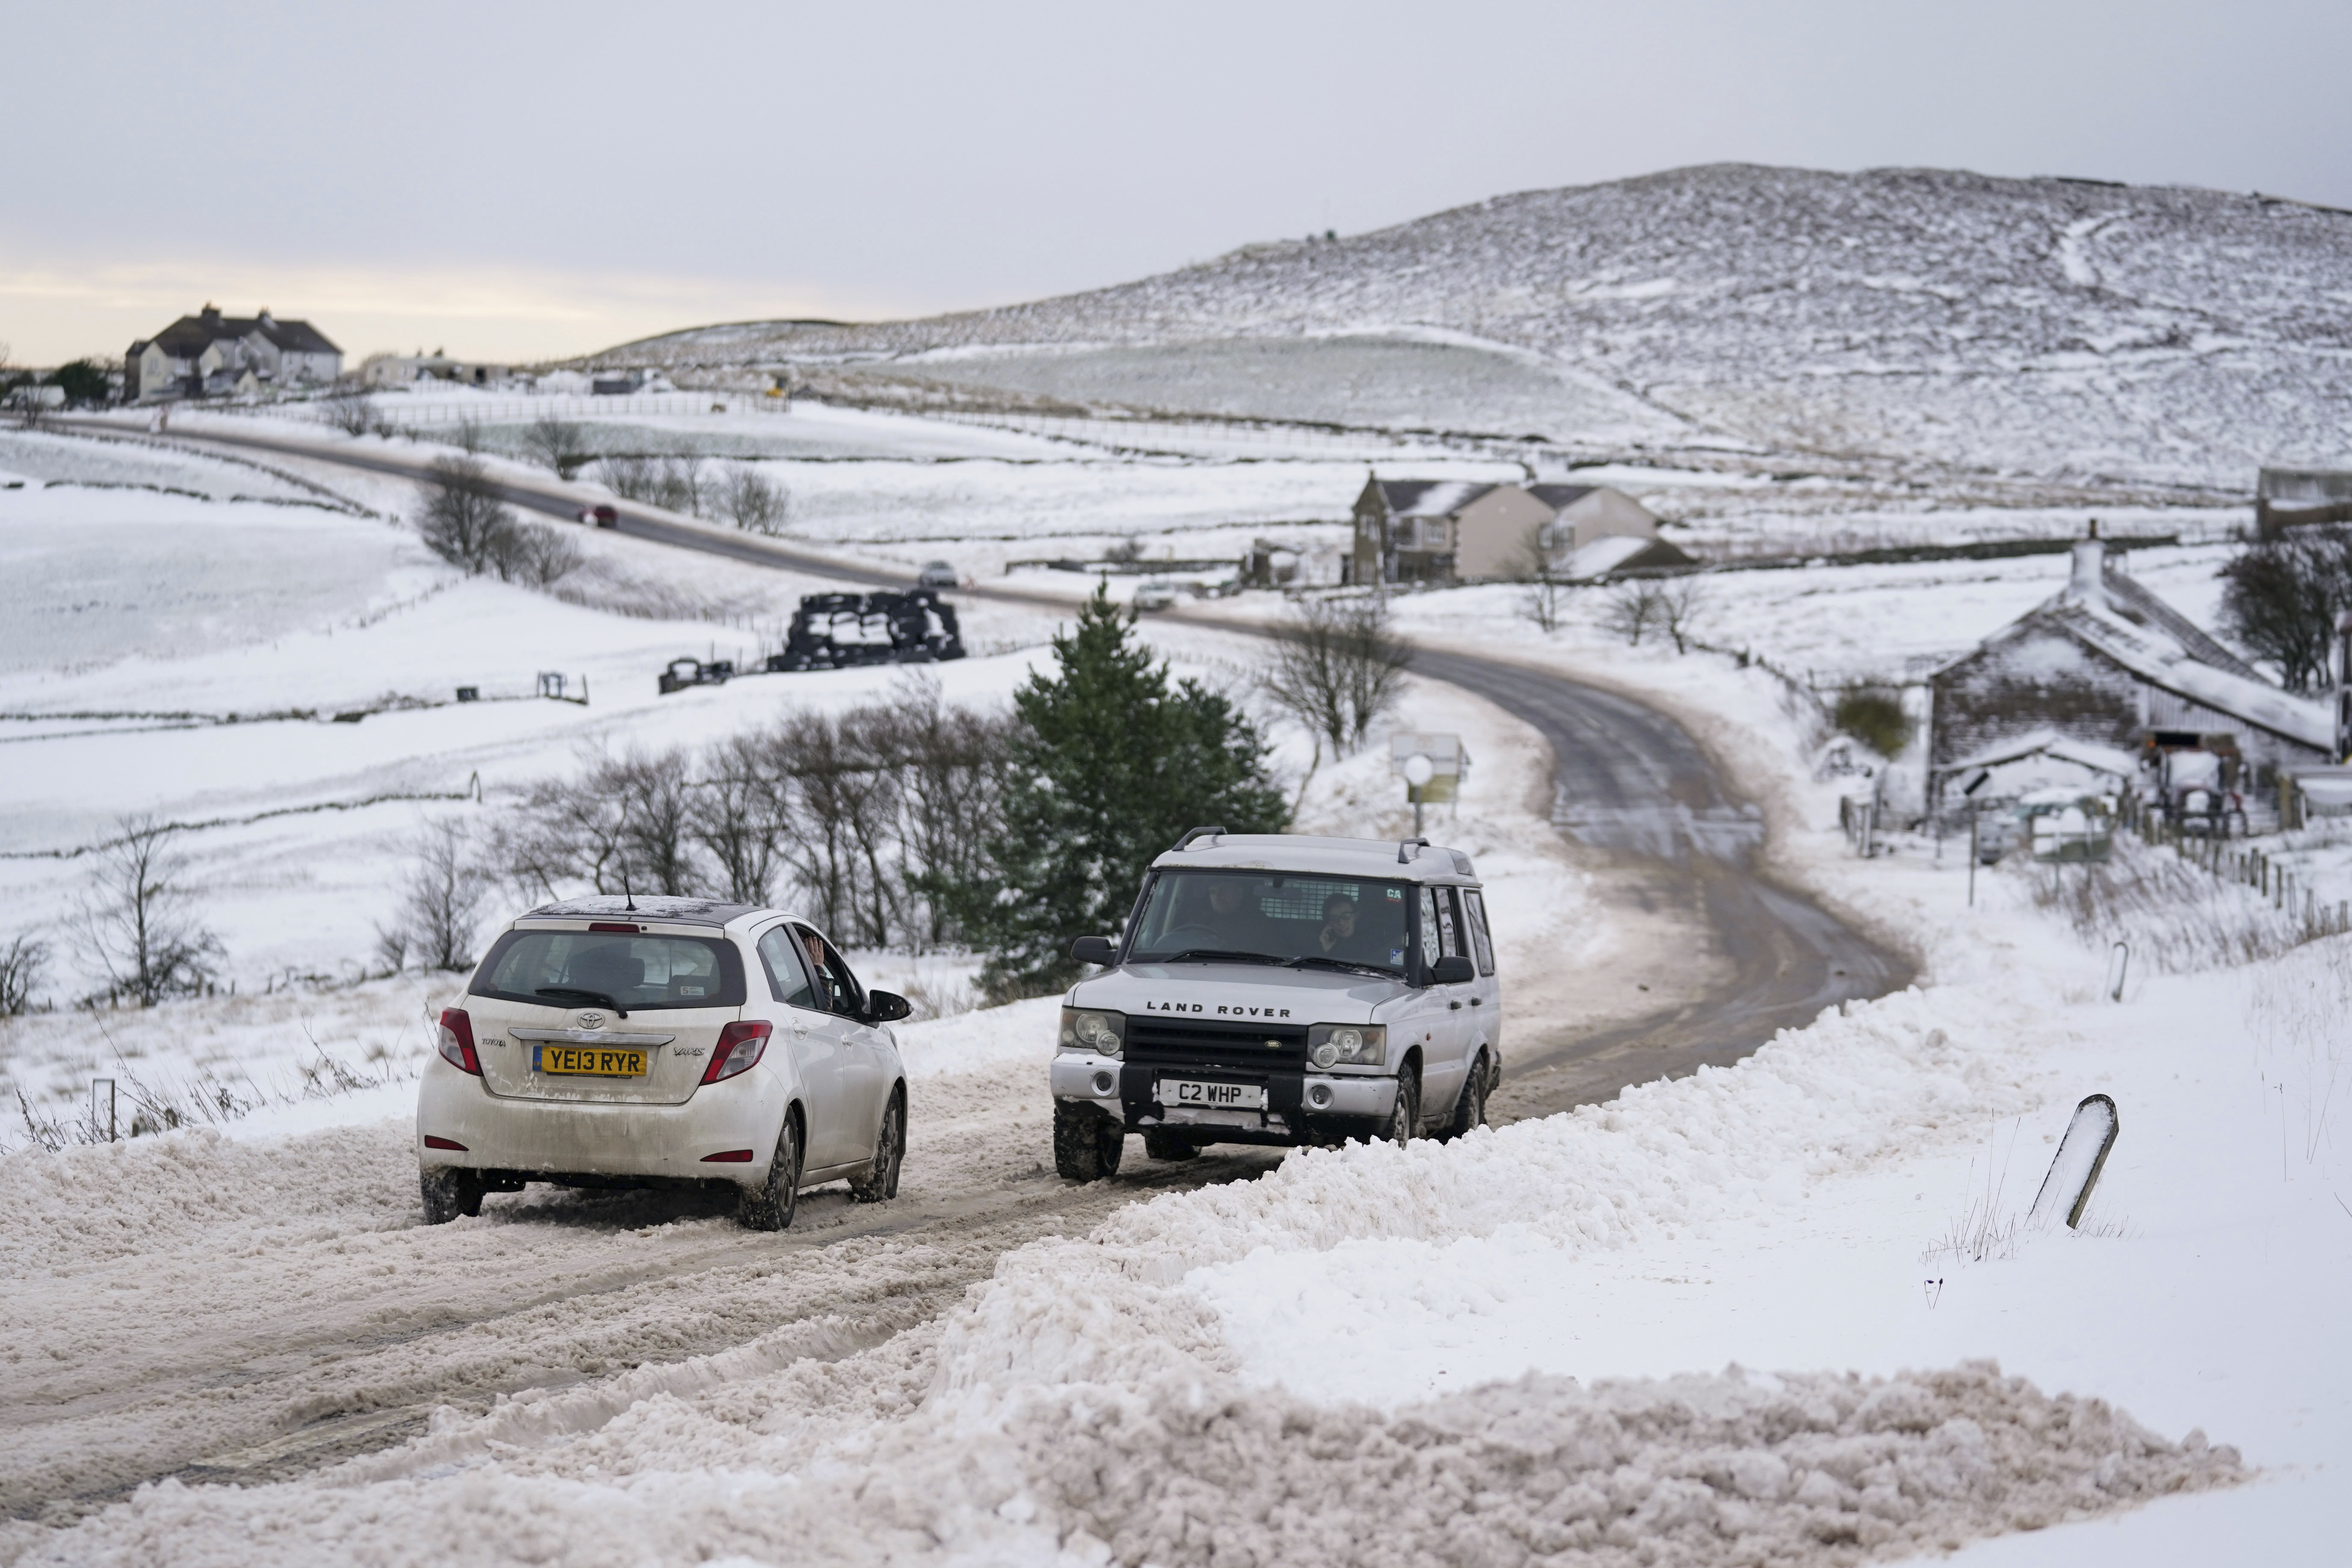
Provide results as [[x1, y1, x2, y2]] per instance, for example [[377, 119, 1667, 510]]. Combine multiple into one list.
[[417, 896, 912, 1231], [916, 560, 958, 588], [579, 504, 618, 528], [1132, 579, 1178, 611]]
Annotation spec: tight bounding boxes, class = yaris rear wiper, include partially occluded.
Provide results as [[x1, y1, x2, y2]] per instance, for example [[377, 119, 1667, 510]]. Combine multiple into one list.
[[536, 986, 629, 1018]]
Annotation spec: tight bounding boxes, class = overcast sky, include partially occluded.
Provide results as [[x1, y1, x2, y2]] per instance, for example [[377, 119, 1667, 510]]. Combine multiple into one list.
[[6, 0, 2348, 366]]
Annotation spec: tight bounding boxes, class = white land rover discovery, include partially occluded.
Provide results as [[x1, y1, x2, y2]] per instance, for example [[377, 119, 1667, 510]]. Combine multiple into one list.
[[417, 896, 911, 1230], [1049, 830, 1502, 1178]]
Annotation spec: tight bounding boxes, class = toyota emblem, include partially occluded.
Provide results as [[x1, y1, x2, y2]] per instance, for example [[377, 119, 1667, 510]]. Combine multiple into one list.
[[576, 1010, 606, 1031]]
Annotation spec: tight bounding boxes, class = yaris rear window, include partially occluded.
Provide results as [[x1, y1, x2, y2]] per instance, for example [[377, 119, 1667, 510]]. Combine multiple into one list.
[[471, 930, 746, 1011]]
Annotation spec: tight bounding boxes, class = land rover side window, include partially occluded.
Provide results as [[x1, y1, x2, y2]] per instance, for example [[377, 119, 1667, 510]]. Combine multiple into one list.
[[1129, 870, 1412, 972], [756, 925, 819, 1010], [1418, 889, 1442, 972], [1462, 890, 1496, 977], [472, 930, 746, 1011], [1434, 889, 1464, 959]]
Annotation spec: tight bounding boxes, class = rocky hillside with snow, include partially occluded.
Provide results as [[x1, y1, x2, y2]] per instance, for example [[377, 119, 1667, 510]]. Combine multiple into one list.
[[619, 164, 2352, 493]]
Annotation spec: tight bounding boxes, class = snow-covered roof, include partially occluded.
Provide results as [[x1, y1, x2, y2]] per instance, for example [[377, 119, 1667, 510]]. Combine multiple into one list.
[[1525, 482, 1598, 514], [1560, 534, 1695, 580], [1938, 726, 2139, 779], [2045, 596, 2333, 750], [1152, 832, 1479, 885], [1371, 479, 1497, 519]]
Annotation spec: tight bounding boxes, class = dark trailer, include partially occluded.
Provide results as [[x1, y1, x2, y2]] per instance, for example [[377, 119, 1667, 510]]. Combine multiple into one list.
[[768, 589, 965, 673]]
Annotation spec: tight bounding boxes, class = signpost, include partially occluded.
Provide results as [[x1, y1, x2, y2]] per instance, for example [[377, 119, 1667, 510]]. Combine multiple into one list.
[[1390, 733, 1468, 836]]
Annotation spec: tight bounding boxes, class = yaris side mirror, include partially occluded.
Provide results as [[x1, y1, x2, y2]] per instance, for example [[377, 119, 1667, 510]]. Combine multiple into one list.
[[866, 990, 912, 1024]]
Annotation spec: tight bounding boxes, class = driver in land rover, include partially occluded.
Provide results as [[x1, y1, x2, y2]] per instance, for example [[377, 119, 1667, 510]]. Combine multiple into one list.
[[1048, 828, 1501, 1181]]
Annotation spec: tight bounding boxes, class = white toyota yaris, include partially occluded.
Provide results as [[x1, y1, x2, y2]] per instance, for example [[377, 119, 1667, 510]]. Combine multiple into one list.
[[417, 895, 910, 1230]]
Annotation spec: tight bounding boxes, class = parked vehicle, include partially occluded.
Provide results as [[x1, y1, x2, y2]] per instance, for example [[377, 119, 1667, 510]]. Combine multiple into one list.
[[418, 896, 911, 1230], [658, 657, 734, 694], [579, 504, 619, 528], [1132, 579, 1178, 612], [2153, 748, 2242, 836], [916, 560, 959, 588], [1049, 830, 1502, 1178]]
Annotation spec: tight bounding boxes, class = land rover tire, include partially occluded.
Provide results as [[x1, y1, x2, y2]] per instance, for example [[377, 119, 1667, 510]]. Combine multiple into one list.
[[1384, 1067, 1421, 1147], [1143, 1129, 1198, 1162], [1437, 1052, 1490, 1142], [420, 1166, 485, 1225], [738, 1110, 804, 1231], [1055, 1100, 1125, 1181], [848, 1089, 906, 1203]]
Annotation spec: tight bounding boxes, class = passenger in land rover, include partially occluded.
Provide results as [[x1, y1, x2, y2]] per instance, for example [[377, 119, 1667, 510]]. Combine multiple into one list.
[[1049, 830, 1501, 1181]]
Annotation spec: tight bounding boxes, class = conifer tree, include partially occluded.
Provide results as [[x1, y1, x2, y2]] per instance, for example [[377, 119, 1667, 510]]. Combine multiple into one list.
[[959, 588, 1286, 998]]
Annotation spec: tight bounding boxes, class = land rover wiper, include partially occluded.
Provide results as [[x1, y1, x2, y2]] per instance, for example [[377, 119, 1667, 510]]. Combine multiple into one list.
[[536, 986, 630, 1019], [1161, 949, 1285, 966], [1285, 955, 1396, 977]]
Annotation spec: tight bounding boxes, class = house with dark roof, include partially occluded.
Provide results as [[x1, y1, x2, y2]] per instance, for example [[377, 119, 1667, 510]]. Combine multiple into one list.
[[126, 306, 342, 402], [1929, 534, 2334, 811], [1351, 477, 1680, 584]]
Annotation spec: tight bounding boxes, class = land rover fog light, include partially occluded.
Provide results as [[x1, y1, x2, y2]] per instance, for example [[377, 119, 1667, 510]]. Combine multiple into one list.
[[1092, 1070, 1117, 1095], [1306, 1083, 1334, 1110]]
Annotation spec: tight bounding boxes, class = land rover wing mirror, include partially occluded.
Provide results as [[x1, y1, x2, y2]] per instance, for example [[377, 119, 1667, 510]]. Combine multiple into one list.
[[865, 989, 912, 1024], [1069, 936, 1118, 966], [1429, 954, 1476, 985]]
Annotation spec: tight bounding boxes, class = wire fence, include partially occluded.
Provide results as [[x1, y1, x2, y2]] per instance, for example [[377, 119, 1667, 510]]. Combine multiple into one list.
[[201, 393, 791, 427]]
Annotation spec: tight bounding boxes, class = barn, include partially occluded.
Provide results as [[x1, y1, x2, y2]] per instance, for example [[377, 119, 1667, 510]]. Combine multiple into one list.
[[1928, 536, 2334, 815]]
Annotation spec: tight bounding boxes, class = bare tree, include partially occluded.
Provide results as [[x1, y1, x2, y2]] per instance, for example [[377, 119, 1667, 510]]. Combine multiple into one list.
[[1515, 524, 1566, 634], [1657, 574, 1709, 655], [520, 414, 593, 479], [610, 750, 704, 895], [695, 733, 791, 904], [1105, 534, 1146, 564], [378, 821, 488, 972], [891, 679, 1016, 946], [416, 455, 511, 572], [1261, 594, 1415, 753], [73, 817, 221, 1006], [1598, 578, 1668, 646], [484, 517, 583, 587], [450, 414, 488, 454], [320, 387, 377, 437], [717, 466, 789, 534], [2219, 527, 2352, 691], [0, 933, 46, 1015]]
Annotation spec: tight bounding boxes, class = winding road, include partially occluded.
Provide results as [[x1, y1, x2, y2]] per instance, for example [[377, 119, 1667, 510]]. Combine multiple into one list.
[[6, 415, 1909, 1522]]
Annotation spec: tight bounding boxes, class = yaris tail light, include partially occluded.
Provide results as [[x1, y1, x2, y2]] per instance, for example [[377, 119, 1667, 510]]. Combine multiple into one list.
[[437, 1008, 482, 1075], [703, 1021, 772, 1084]]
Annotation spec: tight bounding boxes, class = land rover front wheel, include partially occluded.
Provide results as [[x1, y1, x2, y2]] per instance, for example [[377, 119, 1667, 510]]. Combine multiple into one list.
[[1055, 1101, 1125, 1181], [1437, 1053, 1489, 1142], [1383, 1070, 1420, 1148]]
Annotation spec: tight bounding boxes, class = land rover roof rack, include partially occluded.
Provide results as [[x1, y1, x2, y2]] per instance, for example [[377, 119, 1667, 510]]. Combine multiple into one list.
[[1171, 825, 1227, 851], [1398, 836, 1430, 864]]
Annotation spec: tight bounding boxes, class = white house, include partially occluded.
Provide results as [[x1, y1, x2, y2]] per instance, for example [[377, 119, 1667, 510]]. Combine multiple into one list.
[[126, 306, 342, 402]]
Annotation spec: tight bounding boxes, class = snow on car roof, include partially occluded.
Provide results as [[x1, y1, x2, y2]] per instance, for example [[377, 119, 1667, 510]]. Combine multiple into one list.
[[1151, 832, 1477, 883], [522, 895, 760, 927]]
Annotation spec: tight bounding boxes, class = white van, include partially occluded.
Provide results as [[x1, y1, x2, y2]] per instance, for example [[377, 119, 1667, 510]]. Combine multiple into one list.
[[1048, 830, 1502, 1178]]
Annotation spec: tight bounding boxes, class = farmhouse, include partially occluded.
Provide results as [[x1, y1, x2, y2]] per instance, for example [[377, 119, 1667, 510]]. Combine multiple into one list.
[[126, 306, 342, 402], [1928, 535, 2333, 811], [1351, 477, 1678, 584]]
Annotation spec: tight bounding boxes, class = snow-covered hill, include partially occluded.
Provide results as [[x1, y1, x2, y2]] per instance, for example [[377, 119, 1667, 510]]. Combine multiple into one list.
[[617, 164, 2352, 492]]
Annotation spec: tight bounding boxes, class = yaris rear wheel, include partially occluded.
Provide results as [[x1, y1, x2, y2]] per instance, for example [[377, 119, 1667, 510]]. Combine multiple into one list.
[[420, 1167, 484, 1225], [739, 1112, 804, 1231]]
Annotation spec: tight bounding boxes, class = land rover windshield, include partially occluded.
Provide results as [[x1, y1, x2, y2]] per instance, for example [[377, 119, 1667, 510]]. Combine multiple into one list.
[[1125, 870, 1414, 974]]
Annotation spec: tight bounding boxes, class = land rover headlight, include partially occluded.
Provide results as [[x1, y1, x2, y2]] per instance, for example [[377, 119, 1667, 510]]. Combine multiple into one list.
[[1306, 1023, 1385, 1069], [1059, 1008, 1126, 1057]]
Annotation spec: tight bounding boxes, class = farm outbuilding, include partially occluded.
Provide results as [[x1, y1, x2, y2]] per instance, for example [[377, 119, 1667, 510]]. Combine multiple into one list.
[[1351, 477, 1672, 584], [1927, 536, 2333, 815]]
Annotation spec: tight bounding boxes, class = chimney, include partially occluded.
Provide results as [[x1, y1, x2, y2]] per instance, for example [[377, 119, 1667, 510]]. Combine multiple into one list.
[[2069, 525, 2107, 607]]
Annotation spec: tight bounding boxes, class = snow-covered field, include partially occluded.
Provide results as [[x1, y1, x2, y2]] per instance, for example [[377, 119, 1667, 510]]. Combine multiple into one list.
[[3, 406, 2343, 1564]]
